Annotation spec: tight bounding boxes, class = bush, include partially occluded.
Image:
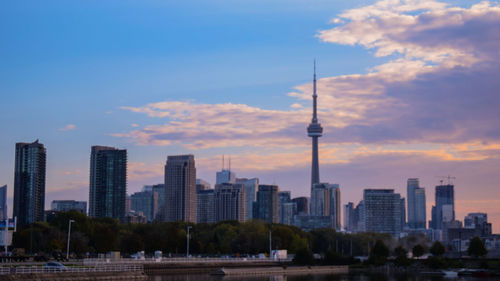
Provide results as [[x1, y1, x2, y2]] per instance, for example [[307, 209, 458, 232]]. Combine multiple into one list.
[[368, 240, 389, 266], [293, 247, 314, 265], [430, 241, 445, 257], [412, 244, 425, 258], [468, 237, 487, 258]]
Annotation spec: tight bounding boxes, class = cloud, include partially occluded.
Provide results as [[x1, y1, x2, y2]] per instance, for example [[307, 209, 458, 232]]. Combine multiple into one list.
[[113, 0, 500, 168], [58, 124, 76, 131]]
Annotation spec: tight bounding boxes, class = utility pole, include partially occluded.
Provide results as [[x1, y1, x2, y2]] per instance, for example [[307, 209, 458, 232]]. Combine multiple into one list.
[[269, 229, 272, 259], [66, 219, 75, 260], [186, 226, 192, 258]]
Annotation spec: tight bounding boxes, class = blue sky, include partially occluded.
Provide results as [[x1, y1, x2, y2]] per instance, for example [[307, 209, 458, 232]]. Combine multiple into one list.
[[1, 0, 500, 231]]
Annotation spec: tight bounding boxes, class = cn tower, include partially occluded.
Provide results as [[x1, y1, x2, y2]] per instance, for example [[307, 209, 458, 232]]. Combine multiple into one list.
[[307, 61, 323, 193]]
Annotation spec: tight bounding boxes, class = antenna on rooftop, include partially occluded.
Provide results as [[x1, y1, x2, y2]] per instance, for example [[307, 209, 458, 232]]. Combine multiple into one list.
[[222, 155, 225, 170]]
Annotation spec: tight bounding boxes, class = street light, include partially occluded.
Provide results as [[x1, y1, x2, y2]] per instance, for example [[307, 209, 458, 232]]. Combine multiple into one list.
[[186, 226, 192, 258], [66, 219, 75, 260]]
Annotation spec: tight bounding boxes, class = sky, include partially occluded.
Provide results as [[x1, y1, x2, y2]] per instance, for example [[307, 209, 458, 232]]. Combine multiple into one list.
[[1, 0, 500, 232]]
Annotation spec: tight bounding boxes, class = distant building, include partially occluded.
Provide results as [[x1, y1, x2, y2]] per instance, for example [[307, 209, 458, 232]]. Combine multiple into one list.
[[143, 184, 165, 219], [355, 200, 365, 232], [292, 197, 309, 215], [430, 184, 454, 229], [14, 140, 46, 226], [164, 155, 196, 223], [281, 202, 295, 225], [363, 189, 402, 237], [344, 202, 355, 232], [130, 190, 158, 222], [407, 178, 426, 229], [124, 211, 147, 224], [293, 215, 332, 231], [196, 179, 211, 192], [216, 170, 236, 185], [256, 185, 279, 223], [329, 184, 341, 230], [197, 189, 215, 223], [278, 191, 291, 224], [51, 200, 87, 213], [88, 146, 127, 221], [235, 178, 258, 221], [311, 183, 341, 230], [464, 213, 488, 228], [214, 183, 245, 222], [401, 197, 406, 229], [0, 185, 7, 221]]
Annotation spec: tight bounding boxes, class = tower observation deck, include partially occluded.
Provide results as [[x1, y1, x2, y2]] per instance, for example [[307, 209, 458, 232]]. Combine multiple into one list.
[[307, 61, 323, 191]]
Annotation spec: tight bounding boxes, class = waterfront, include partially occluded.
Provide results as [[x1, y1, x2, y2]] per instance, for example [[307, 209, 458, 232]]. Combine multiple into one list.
[[148, 273, 500, 281]]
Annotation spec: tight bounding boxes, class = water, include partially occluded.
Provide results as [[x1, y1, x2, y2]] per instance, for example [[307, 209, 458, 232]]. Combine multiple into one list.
[[148, 273, 499, 281]]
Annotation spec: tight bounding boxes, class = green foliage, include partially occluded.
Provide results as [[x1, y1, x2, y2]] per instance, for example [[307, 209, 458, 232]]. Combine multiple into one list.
[[368, 240, 389, 266], [293, 247, 314, 265], [412, 244, 425, 258], [430, 241, 445, 257], [394, 246, 411, 267], [468, 237, 487, 258]]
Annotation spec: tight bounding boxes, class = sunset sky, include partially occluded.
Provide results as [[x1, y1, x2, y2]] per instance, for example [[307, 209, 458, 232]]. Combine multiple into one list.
[[1, 0, 500, 232]]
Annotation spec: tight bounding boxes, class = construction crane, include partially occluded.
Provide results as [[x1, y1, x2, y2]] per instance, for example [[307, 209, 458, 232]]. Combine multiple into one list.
[[435, 175, 456, 185]]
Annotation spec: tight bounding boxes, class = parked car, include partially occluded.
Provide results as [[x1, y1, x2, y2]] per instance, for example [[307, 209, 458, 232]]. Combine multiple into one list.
[[45, 262, 67, 271]]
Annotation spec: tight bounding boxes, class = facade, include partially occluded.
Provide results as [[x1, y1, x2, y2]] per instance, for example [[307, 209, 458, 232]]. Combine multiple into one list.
[[164, 155, 197, 223], [363, 189, 402, 237], [292, 197, 309, 215], [278, 191, 291, 224], [430, 184, 454, 229], [143, 184, 165, 220], [281, 202, 295, 225], [197, 189, 215, 223], [293, 215, 332, 231], [344, 202, 354, 232], [401, 197, 406, 229], [89, 146, 127, 220], [256, 185, 279, 223], [214, 183, 245, 222], [130, 190, 158, 222], [310, 183, 330, 216], [355, 200, 365, 232], [51, 200, 87, 213], [407, 178, 426, 229], [196, 179, 211, 192], [235, 177, 258, 221], [0, 185, 6, 221], [13, 140, 46, 226], [465, 213, 488, 228], [329, 184, 341, 230]]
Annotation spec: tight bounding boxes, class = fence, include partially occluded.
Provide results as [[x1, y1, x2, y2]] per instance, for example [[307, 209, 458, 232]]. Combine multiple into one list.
[[83, 257, 291, 265], [0, 264, 142, 275]]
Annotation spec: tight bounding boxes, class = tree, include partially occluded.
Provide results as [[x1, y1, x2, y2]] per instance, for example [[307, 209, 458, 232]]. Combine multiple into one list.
[[293, 247, 314, 265], [394, 246, 411, 267], [412, 244, 425, 258], [468, 237, 487, 258], [368, 240, 389, 266], [430, 241, 445, 257]]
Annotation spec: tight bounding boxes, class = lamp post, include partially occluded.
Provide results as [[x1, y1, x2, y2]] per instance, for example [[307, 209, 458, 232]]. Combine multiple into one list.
[[66, 219, 75, 260], [186, 226, 192, 258]]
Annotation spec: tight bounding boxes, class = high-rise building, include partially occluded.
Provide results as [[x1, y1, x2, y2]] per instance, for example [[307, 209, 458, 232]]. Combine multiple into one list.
[[216, 170, 236, 184], [164, 155, 196, 222], [292, 197, 309, 215], [310, 183, 330, 216], [13, 140, 46, 226], [344, 202, 355, 232], [354, 200, 365, 232], [278, 191, 291, 224], [130, 190, 158, 222], [236, 178, 258, 221], [196, 179, 211, 191], [407, 178, 426, 229], [363, 189, 402, 237], [197, 189, 215, 223], [307, 62, 323, 192], [464, 213, 488, 228], [281, 202, 296, 225], [430, 184, 454, 229], [0, 185, 7, 221], [256, 185, 279, 223], [51, 200, 87, 213], [329, 184, 341, 230], [143, 184, 165, 220], [214, 183, 245, 222], [89, 146, 127, 220], [401, 197, 406, 229]]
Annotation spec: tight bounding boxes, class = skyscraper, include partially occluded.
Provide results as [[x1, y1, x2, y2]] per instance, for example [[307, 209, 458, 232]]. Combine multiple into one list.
[[307, 62, 323, 191], [130, 190, 158, 222], [89, 146, 127, 220], [196, 179, 211, 191], [407, 178, 426, 229], [363, 189, 402, 237], [292, 197, 309, 215], [214, 183, 245, 222], [164, 155, 196, 222], [0, 185, 7, 221], [197, 189, 215, 223], [278, 191, 291, 224], [143, 184, 165, 220], [430, 184, 454, 229], [329, 184, 341, 230], [13, 140, 46, 226], [236, 178, 258, 221], [256, 185, 279, 223], [344, 202, 355, 232]]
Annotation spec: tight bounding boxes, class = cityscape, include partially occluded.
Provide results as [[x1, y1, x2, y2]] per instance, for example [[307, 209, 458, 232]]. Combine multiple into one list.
[[1, 0, 500, 279]]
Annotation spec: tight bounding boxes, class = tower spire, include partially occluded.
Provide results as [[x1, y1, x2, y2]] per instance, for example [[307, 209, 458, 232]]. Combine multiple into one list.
[[307, 60, 323, 190], [313, 59, 317, 122]]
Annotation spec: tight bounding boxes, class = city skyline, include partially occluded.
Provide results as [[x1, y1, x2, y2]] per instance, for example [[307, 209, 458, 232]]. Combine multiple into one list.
[[1, 0, 500, 232]]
